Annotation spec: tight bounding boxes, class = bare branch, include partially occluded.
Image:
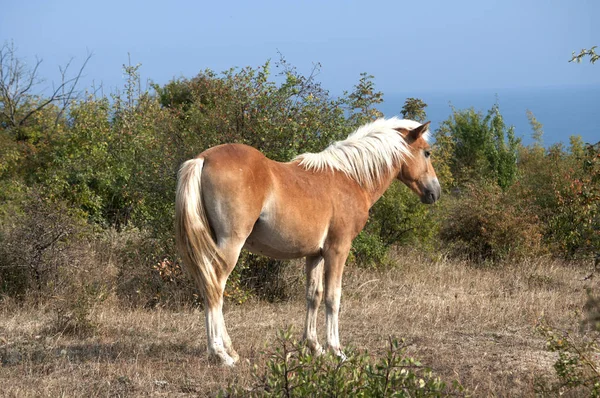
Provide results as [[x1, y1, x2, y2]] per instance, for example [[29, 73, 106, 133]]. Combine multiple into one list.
[[0, 42, 92, 136], [54, 52, 93, 125]]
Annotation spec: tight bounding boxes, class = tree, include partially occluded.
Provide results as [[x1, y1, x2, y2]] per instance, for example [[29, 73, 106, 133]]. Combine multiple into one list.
[[526, 109, 544, 149], [0, 42, 90, 140], [435, 104, 520, 190], [400, 97, 428, 122], [344, 72, 383, 126]]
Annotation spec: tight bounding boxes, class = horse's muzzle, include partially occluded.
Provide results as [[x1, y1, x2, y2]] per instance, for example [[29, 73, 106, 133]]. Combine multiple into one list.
[[421, 178, 441, 204]]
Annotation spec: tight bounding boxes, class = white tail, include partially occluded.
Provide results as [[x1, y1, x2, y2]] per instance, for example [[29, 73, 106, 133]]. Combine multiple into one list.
[[175, 158, 224, 304]]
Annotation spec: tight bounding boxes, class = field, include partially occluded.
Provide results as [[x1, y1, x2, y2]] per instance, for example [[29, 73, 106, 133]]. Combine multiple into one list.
[[0, 252, 597, 397]]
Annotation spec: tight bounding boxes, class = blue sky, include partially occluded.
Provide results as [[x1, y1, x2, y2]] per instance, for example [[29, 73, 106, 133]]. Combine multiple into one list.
[[1, 0, 598, 97]]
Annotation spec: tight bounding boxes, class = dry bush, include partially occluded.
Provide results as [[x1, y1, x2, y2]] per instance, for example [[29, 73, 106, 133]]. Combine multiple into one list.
[[0, 192, 117, 335], [105, 229, 303, 309], [105, 227, 199, 309], [440, 183, 543, 263], [0, 192, 91, 300], [235, 253, 303, 303]]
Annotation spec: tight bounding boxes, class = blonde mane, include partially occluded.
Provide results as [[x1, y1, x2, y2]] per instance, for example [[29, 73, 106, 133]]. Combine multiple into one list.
[[294, 117, 429, 190]]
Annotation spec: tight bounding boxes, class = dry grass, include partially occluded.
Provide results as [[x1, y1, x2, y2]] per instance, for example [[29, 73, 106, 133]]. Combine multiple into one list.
[[0, 253, 598, 397]]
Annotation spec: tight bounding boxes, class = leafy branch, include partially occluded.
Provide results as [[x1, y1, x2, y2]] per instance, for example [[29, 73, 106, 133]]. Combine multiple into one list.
[[570, 46, 599, 64]]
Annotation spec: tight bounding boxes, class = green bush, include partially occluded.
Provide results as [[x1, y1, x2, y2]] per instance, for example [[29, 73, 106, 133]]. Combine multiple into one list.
[[369, 183, 439, 249], [3, 44, 598, 309], [222, 328, 464, 397], [351, 230, 390, 268], [537, 312, 600, 396], [434, 104, 520, 191]]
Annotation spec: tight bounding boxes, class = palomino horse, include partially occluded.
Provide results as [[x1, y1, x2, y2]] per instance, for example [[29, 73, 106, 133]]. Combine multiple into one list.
[[175, 117, 440, 366]]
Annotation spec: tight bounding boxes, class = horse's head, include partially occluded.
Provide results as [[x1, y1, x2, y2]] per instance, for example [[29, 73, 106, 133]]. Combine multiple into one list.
[[395, 122, 441, 204]]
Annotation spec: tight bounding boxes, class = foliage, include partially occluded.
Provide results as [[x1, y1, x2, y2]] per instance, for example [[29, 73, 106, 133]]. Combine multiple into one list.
[[345, 72, 384, 127], [1, 43, 599, 308], [526, 109, 544, 149], [154, 57, 351, 163], [537, 307, 600, 396], [439, 183, 543, 262], [369, 183, 439, 249], [435, 104, 520, 191], [237, 253, 295, 303], [0, 191, 90, 299], [400, 97, 428, 122], [222, 328, 463, 397], [549, 142, 600, 257], [570, 46, 599, 64], [351, 230, 390, 268]]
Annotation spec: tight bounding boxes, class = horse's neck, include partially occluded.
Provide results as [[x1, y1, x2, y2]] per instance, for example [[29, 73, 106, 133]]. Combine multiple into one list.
[[364, 167, 400, 208]]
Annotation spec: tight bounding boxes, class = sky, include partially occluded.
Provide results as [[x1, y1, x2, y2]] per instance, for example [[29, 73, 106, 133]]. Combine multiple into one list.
[[1, 0, 599, 98]]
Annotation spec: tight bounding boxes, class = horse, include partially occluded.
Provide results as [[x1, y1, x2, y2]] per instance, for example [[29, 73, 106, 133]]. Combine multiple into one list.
[[175, 117, 441, 366]]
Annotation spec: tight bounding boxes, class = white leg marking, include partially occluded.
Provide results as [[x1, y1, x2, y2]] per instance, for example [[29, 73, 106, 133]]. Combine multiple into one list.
[[303, 256, 324, 354], [205, 302, 235, 367], [325, 286, 342, 355]]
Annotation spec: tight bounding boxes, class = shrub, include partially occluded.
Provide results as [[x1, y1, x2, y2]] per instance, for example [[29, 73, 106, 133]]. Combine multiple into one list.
[[537, 315, 600, 396], [369, 183, 439, 249], [548, 142, 600, 258], [439, 183, 543, 263], [434, 104, 520, 191], [47, 280, 109, 336], [237, 253, 299, 303], [351, 230, 390, 268], [222, 328, 464, 397], [0, 191, 90, 299], [109, 227, 198, 309]]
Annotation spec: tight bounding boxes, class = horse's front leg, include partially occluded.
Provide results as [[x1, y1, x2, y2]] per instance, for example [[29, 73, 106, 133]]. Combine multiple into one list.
[[323, 244, 351, 359], [303, 255, 324, 354]]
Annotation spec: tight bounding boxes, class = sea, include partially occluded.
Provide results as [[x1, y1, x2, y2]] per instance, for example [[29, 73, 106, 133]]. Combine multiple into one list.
[[377, 84, 600, 147]]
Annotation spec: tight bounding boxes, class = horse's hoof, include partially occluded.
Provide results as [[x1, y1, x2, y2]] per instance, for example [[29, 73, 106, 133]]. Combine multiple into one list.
[[314, 345, 324, 356], [336, 350, 347, 362], [303, 339, 324, 356], [228, 349, 240, 363], [208, 352, 236, 367], [325, 345, 347, 361]]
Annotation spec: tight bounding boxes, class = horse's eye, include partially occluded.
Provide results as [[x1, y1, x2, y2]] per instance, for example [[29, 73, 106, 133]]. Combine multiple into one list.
[[424, 150, 431, 158]]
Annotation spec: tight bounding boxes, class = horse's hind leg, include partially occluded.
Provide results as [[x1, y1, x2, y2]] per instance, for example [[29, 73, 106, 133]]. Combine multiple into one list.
[[200, 163, 263, 366], [205, 296, 233, 366], [303, 255, 324, 354], [205, 237, 245, 366]]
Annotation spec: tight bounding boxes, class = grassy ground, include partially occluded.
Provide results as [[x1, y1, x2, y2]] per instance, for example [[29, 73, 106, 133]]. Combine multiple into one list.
[[0, 253, 597, 397]]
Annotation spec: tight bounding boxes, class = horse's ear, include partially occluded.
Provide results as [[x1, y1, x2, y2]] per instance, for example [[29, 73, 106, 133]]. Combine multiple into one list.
[[408, 121, 430, 140]]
